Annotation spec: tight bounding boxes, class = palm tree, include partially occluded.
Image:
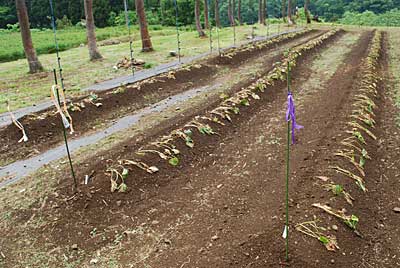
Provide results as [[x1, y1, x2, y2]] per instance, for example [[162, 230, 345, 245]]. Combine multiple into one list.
[[304, 0, 311, 24], [281, 0, 286, 22], [214, 0, 221, 27], [261, 0, 267, 25], [15, 0, 43, 73], [237, 0, 242, 25], [195, 0, 206, 36], [204, 0, 209, 29], [135, 0, 154, 51], [83, 0, 103, 60], [287, 0, 293, 24], [228, 0, 234, 26]]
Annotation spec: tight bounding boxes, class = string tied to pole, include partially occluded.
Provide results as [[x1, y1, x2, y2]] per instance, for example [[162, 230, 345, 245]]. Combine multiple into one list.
[[50, 85, 74, 134], [285, 91, 303, 144]]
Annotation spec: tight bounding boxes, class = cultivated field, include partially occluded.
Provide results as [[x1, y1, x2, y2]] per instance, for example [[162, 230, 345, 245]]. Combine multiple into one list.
[[0, 24, 399, 268]]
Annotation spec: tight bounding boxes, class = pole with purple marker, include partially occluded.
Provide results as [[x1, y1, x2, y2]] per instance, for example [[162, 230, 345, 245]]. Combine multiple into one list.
[[283, 51, 303, 262]]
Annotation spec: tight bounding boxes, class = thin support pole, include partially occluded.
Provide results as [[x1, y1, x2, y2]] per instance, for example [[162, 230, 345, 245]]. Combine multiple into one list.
[[49, 0, 65, 91], [124, 0, 135, 76], [285, 59, 291, 262], [216, 26, 221, 56], [53, 69, 77, 192], [173, 0, 182, 62]]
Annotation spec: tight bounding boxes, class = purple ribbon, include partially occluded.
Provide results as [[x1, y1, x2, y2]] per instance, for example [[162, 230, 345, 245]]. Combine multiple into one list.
[[286, 91, 303, 144]]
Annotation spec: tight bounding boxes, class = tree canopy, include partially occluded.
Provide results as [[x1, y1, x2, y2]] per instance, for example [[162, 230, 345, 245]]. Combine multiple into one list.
[[1, 0, 400, 29]]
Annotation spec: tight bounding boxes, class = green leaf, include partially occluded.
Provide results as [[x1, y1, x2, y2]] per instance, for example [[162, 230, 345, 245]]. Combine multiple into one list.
[[332, 184, 343, 195], [361, 149, 368, 158], [318, 236, 329, 245], [122, 168, 129, 179], [240, 98, 250, 106], [118, 183, 128, 193], [359, 156, 366, 168], [345, 215, 359, 229], [232, 107, 240, 114], [169, 157, 179, 166], [185, 137, 194, 148], [199, 126, 214, 135]]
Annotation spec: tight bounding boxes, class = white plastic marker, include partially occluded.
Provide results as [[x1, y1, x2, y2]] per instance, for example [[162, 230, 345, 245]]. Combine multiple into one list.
[[7, 101, 28, 143], [282, 225, 288, 239], [50, 85, 74, 134]]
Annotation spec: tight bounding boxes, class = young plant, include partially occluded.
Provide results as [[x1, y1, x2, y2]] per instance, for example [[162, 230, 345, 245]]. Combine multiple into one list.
[[295, 220, 339, 251], [330, 165, 367, 192], [348, 122, 377, 140], [120, 159, 159, 174], [107, 166, 129, 193], [334, 150, 365, 177], [323, 183, 355, 206], [313, 203, 359, 230]]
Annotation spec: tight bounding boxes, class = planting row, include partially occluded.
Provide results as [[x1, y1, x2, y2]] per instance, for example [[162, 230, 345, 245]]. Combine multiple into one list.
[[296, 31, 383, 251], [105, 29, 340, 193], [0, 29, 318, 167]]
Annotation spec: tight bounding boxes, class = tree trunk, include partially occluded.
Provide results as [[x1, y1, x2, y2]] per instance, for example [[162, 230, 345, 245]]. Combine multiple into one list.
[[258, 0, 262, 24], [84, 0, 103, 60], [135, 0, 154, 51], [304, 0, 311, 24], [15, 0, 43, 73], [287, 0, 293, 24], [195, 0, 206, 37], [228, 0, 234, 26], [237, 0, 241, 25], [261, 0, 266, 25], [204, 0, 209, 29], [281, 0, 286, 22], [264, 0, 268, 23], [214, 0, 221, 28]]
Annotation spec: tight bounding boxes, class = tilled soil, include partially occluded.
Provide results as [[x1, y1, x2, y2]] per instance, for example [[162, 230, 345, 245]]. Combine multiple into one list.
[[0, 30, 325, 167], [1, 29, 399, 268]]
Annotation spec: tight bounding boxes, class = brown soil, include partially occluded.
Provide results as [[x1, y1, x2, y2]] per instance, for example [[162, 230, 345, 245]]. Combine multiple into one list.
[[0, 30, 324, 166], [1, 29, 399, 268]]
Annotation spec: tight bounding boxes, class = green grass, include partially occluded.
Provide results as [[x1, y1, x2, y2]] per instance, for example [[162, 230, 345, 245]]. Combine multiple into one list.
[[0, 23, 292, 114], [0, 25, 180, 63]]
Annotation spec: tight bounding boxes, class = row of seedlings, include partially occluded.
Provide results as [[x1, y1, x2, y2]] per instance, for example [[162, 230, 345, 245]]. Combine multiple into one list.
[[296, 31, 383, 251], [69, 31, 312, 114], [106, 29, 340, 192], [221, 29, 312, 60]]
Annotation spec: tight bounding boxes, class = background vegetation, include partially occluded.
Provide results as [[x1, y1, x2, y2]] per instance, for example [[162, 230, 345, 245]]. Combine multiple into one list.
[[2, 0, 400, 29]]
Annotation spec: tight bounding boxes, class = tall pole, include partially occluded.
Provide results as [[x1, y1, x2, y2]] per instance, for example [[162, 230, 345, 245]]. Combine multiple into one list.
[[284, 58, 291, 262], [49, 0, 65, 91], [124, 0, 135, 76]]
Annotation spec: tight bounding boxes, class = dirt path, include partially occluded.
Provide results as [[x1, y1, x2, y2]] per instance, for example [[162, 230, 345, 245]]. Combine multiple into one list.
[[0, 30, 325, 180]]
